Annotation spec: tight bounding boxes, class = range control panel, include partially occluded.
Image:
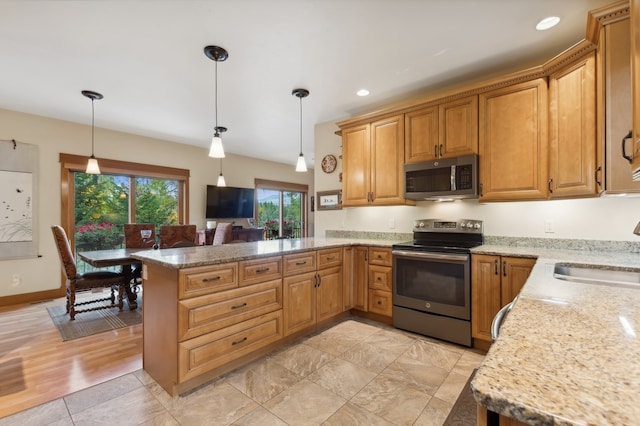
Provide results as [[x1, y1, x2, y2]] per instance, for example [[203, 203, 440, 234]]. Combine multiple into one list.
[[413, 218, 483, 234]]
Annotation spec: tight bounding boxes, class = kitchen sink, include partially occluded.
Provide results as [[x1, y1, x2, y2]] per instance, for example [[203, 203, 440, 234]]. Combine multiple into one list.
[[553, 263, 640, 289]]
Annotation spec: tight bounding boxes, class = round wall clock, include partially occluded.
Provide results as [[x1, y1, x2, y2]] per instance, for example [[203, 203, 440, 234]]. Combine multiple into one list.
[[321, 154, 337, 173]]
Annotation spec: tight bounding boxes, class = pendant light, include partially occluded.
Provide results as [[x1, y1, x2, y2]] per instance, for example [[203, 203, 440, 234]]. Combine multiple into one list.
[[204, 45, 228, 158], [82, 90, 103, 174], [292, 88, 309, 172], [217, 158, 226, 187]]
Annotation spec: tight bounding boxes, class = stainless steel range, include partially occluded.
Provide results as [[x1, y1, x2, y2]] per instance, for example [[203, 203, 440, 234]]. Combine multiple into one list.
[[392, 218, 483, 347]]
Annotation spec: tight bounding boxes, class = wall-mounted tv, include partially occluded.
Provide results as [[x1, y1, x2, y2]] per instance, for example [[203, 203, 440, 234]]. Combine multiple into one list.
[[206, 185, 255, 219]]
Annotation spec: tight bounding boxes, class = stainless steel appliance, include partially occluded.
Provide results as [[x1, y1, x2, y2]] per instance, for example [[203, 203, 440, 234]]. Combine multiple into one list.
[[404, 154, 478, 201], [392, 218, 483, 347]]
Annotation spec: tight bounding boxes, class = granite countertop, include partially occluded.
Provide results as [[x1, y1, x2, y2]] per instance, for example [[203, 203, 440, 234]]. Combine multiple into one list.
[[470, 244, 640, 425], [132, 237, 405, 269]]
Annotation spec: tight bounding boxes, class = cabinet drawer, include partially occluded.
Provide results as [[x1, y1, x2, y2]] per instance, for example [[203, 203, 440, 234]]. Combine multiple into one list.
[[368, 289, 392, 317], [369, 247, 392, 266], [178, 279, 282, 341], [239, 256, 282, 287], [317, 248, 342, 269], [283, 251, 317, 276], [368, 265, 392, 291], [179, 310, 282, 383], [178, 263, 238, 299]]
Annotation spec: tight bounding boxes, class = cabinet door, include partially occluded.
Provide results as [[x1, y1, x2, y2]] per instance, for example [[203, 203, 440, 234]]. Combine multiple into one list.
[[479, 79, 549, 201], [471, 254, 502, 343], [353, 246, 368, 311], [439, 95, 478, 158], [370, 115, 406, 205], [342, 247, 354, 310], [405, 105, 439, 163], [549, 53, 597, 198], [603, 18, 640, 193], [500, 257, 536, 305], [283, 272, 316, 336], [632, 0, 640, 178], [317, 266, 343, 322], [342, 124, 372, 206]]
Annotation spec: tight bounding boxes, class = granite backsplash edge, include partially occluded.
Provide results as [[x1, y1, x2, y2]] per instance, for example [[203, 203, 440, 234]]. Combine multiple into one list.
[[325, 230, 640, 253]]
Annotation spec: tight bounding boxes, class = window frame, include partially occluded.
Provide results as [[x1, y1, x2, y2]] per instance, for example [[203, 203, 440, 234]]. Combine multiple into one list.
[[59, 153, 190, 252], [254, 178, 308, 238]]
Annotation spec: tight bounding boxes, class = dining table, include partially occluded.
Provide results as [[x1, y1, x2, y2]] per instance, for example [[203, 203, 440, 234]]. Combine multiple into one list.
[[77, 247, 148, 310]]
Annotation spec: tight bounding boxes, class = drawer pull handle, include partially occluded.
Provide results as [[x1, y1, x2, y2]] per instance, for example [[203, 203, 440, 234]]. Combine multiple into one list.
[[203, 276, 221, 283], [326, 256, 335, 261], [295, 261, 307, 266], [231, 303, 247, 310], [232, 337, 247, 346], [255, 267, 269, 273], [377, 277, 382, 281], [377, 300, 382, 305]]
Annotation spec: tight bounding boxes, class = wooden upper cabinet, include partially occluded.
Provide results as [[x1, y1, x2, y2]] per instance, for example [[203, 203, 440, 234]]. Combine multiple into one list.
[[548, 52, 597, 198], [439, 95, 479, 158], [479, 78, 549, 201], [342, 115, 408, 206], [342, 124, 371, 206], [405, 105, 438, 162], [631, 0, 640, 179], [370, 115, 406, 205], [405, 96, 478, 163]]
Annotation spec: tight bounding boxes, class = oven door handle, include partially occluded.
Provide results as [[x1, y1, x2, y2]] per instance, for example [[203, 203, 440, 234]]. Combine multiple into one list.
[[392, 250, 469, 262]]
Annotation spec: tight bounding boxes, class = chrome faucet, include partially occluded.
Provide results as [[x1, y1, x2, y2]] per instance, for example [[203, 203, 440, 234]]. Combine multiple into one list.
[[634, 222, 640, 236]]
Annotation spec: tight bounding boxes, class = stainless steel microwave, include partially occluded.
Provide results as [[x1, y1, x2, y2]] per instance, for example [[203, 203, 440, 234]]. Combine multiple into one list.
[[404, 154, 479, 200]]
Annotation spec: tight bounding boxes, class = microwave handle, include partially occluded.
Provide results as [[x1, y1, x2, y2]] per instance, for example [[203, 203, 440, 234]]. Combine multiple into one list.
[[451, 165, 456, 191]]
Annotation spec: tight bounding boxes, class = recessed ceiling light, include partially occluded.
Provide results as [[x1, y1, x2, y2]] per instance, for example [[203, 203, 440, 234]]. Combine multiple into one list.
[[356, 89, 370, 97], [536, 16, 560, 31]]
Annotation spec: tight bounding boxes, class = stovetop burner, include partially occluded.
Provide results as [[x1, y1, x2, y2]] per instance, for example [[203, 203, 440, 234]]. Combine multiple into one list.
[[393, 218, 483, 253]]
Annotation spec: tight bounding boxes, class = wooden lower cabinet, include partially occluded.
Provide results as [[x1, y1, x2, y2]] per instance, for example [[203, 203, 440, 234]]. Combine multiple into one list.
[[352, 246, 369, 311], [471, 255, 535, 348], [144, 257, 285, 396], [282, 248, 344, 336], [367, 247, 393, 318]]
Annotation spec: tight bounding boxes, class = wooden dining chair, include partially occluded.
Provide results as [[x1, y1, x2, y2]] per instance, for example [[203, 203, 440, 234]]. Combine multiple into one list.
[[123, 223, 156, 291], [158, 224, 197, 248], [212, 222, 233, 245], [51, 225, 128, 320]]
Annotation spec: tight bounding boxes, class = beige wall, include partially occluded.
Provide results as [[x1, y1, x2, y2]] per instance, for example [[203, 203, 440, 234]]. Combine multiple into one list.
[[314, 120, 640, 241], [0, 108, 314, 298]]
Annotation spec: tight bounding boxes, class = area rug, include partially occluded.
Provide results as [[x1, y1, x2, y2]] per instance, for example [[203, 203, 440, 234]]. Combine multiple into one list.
[[47, 296, 142, 341], [443, 368, 478, 426]]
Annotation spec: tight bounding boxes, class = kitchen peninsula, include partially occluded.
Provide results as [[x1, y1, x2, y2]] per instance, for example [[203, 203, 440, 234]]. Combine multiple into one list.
[[132, 237, 402, 396], [470, 243, 640, 425]]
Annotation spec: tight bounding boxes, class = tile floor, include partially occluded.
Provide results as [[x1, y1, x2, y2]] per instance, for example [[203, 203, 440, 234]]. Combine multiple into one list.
[[0, 318, 484, 426]]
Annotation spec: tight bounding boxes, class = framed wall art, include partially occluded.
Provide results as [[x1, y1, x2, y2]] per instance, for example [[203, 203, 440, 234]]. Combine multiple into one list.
[[316, 190, 342, 211]]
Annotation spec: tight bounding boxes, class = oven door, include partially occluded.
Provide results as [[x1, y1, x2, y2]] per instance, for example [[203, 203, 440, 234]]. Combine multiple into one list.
[[392, 250, 470, 320]]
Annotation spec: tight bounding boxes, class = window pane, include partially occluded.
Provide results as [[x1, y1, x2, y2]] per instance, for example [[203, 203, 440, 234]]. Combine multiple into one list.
[[257, 189, 280, 240], [283, 192, 302, 238], [135, 177, 179, 226], [74, 173, 129, 272]]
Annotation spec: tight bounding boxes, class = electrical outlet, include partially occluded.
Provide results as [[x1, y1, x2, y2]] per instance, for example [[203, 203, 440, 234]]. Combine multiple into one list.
[[11, 274, 20, 287], [544, 219, 555, 233]]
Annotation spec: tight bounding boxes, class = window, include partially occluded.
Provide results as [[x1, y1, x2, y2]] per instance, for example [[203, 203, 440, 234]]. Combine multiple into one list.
[[60, 154, 189, 271], [255, 179, 308, 240]]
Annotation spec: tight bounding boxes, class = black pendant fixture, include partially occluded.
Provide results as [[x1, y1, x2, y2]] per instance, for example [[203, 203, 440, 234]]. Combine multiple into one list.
[[292, 88, 309, 172], [82, 90, 104, 174], [205, 45, 228, 158]]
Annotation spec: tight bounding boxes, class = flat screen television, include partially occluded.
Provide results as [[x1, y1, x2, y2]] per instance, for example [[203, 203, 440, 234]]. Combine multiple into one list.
[[206, 185, 255, 219]]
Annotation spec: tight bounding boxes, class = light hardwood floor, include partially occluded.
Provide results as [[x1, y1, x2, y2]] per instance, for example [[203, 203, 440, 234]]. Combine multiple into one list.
[[0, 294, 142, 419]]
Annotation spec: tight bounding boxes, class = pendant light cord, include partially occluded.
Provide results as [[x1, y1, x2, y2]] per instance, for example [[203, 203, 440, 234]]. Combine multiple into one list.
[[214, 60, 218, 128], [299, 95, 303, 154]]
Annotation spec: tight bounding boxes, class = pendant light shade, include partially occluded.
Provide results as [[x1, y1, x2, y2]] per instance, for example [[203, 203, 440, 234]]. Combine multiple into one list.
[[82, 90, 103, 174], [205, 45, 228, 158], [217, 158, 226, 187], [292, 88, 309, 172]]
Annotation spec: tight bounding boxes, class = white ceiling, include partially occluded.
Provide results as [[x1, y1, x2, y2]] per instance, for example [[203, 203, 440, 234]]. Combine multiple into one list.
[[0, 0, 613, 169]]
